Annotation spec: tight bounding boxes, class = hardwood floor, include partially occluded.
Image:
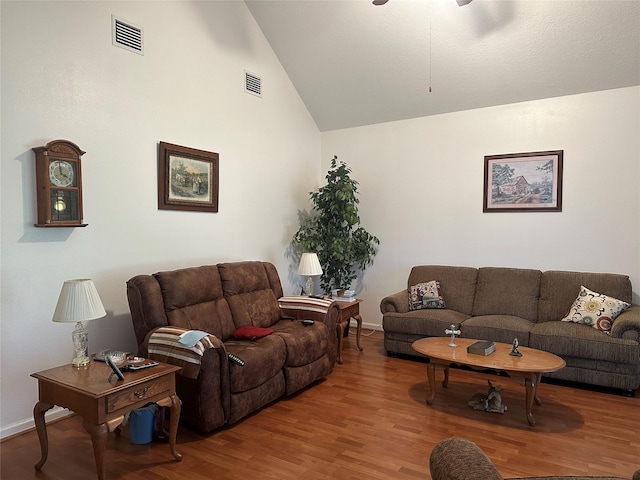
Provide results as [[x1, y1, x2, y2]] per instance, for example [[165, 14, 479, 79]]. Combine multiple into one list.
[[2, 330, 639, 479]]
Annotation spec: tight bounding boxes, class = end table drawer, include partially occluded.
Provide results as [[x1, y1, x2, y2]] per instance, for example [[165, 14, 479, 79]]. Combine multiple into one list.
[[341, 303, 359, 319], [107, 376, 171, 413]]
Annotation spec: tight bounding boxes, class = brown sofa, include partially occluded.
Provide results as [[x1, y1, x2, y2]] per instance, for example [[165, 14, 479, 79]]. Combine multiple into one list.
[[381, 266, 640, 393], [429, 437, 640, 480], [127, 261, 340, 433]]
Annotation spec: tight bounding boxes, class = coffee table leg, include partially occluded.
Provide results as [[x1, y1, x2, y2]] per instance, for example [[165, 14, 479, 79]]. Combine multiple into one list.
[[534, 372, 542, 406], [33, 401, 54, 471], [442, 366, 449, 388], [426, 363, 437, 404], [524, 372, 540, 426]]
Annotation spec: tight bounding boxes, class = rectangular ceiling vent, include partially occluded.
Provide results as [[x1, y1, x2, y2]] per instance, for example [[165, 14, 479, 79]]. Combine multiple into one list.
[[112, 15, 144, 55], [245, 70, 262, 97]]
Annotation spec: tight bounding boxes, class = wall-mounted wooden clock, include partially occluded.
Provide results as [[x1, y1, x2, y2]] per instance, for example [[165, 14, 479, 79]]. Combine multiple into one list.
[[33, 140, 88, 227]]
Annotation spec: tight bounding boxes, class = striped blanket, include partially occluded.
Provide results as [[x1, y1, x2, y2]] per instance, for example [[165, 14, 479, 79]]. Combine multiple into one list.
[[147, 326, 223, 379], [277, 295, 333, 314]]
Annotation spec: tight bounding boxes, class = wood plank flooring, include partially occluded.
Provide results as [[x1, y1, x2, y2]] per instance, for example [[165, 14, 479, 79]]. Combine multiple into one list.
[[2, 330, 639, 479]]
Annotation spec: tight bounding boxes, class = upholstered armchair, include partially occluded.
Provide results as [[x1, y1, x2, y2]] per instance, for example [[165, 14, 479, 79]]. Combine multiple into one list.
[[429, 437, 640, 480]]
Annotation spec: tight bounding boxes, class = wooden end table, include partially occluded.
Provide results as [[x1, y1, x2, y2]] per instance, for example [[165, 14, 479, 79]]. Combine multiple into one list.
[[412, 337, 565, 426], [31, 360, 182, 480], [336, 298, 364, 363]]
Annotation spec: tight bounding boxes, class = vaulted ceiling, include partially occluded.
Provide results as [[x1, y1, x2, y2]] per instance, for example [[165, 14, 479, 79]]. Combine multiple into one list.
[[246, 0, 640, 131]]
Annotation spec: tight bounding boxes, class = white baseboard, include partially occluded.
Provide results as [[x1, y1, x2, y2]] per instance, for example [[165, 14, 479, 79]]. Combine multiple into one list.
[[0, 406, 73, 440], [350, 321, 383, 332]]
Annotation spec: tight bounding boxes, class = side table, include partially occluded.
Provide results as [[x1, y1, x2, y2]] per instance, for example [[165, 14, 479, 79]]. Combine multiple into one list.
[[336, 298, 364, 363], [31, 360, 182, 480]]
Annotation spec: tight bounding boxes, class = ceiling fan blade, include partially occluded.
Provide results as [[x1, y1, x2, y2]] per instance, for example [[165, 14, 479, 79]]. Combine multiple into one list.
[[372, 0, 389, 5], [456, 0, 473, 5]]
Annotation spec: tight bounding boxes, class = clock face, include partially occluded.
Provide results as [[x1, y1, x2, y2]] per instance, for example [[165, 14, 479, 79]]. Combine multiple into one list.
[[49, 160, 75, 187]]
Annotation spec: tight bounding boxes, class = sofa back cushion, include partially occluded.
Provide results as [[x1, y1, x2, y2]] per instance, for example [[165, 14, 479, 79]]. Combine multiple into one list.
[[218, 261, 284, 328], [408, 266, 478, 315], [472, 267, 541, 321], [538, 270, 632, 323], [154, 265, 237, 340]]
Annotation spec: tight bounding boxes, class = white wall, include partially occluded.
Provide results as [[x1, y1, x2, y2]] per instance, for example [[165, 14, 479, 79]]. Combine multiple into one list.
[[3, 1, 639, 440], [321, 87, 640, 329], [0, 1, 321, 437]]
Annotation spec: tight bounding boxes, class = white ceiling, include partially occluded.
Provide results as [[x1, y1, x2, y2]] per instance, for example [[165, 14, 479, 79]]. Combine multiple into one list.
[[245, 0, 640, 132]]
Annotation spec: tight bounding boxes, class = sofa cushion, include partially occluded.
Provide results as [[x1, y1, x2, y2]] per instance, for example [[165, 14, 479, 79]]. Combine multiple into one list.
[[154, 266, 237, 340], [409, 280, 446, 310], [219, 262, 284, 328], [271, 320, 329, 367], [461, 315, 535, 346], [561, 286, 630, 334], [538, 270, 632, 323], [224, 335, 287, 393], [383, 309, 470, 337], [472, 267, 541, 321], [408, 266, 478, 315], [530, 321, 639, 364]]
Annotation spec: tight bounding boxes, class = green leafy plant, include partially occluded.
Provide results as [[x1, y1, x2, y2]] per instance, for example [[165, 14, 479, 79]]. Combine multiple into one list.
[[293, 156, 379, 293]]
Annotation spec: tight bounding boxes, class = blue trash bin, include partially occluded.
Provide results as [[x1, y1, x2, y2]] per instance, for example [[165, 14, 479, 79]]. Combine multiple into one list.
[[129, 403, 157, 444]]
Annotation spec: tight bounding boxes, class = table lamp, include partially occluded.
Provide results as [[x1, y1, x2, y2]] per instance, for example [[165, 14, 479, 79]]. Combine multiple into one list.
[[297, 253, 323, 295], [52, 279, 107, 367]]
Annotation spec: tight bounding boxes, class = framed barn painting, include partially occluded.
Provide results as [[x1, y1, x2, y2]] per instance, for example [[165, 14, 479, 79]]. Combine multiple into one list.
[[483, 150, 563, 213], [158, 142, 219, 213]]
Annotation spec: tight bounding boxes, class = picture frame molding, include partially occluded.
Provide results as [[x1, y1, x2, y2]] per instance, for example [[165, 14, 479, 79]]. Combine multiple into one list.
[[483, 150, 563, 213], [158, 141, 219, 213]]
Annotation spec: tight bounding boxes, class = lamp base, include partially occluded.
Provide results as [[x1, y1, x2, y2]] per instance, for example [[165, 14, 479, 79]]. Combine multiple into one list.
[[71, 321, 90, 368], [305, 276, 314, 296], [72, 355, 91, 367]]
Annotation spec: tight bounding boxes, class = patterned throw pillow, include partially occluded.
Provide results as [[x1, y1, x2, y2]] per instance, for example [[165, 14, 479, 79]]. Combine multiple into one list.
[[408, 280, 446, 311], [560, 285, 630, 334]]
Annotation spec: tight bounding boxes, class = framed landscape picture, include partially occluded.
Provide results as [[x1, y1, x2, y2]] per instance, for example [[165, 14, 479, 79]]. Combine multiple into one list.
[[158, 141, 219, 213], [483, 150, 563, 212]]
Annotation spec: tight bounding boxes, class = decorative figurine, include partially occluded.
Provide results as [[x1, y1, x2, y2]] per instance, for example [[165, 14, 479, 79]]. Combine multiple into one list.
[[510, 338, 523, 357], [445, 324, 461, 347], [468, 380, 507, 414]]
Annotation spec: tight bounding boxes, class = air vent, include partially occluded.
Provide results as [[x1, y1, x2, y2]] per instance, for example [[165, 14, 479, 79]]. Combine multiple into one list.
[[112, 15, 144, 55], [245, 70, 262, 97]]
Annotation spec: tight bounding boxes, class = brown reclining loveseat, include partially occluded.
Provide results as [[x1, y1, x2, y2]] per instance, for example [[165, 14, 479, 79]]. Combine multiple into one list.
[[127, 261, 340, 433]]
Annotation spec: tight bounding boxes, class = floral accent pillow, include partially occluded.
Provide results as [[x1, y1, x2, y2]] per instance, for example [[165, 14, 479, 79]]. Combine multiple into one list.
[[409, 280, 446, 311], [560, 286, 630, 334]]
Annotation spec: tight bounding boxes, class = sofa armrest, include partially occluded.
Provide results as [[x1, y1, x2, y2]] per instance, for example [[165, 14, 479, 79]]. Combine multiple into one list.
[[611, 304, 640, 342], [429, 437, 503, 480], [144, 326, 224, 379], [380, 290, 409, 314]]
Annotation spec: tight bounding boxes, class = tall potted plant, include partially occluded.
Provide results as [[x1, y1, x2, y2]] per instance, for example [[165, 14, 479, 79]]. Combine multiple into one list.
[[293, 156, 379, 294]]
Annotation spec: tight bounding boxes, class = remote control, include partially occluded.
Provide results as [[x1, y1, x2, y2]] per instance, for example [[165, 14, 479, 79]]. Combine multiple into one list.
[[308, 294, 324, 299], [302, 319, 314, 326], [228, 353, 245, 366]]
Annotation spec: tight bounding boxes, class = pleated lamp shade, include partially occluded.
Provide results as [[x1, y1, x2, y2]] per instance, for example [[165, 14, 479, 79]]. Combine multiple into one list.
[[52, 279, 106, 323], [297, 253, 323, 276]]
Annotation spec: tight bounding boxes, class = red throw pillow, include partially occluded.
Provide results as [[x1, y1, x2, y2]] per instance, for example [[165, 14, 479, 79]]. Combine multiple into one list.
[[232, 325, 274, 341]]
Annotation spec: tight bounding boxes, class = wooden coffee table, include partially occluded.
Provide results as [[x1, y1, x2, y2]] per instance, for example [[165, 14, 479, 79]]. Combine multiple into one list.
[[412, 337, 565, 426]]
